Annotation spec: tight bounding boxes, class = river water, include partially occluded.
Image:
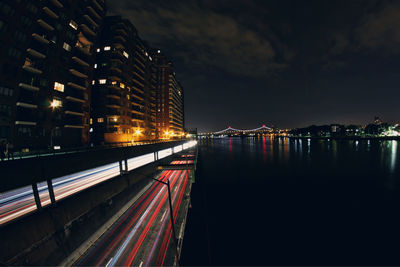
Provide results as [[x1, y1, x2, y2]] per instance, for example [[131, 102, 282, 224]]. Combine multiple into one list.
[[181, 136, 400, 265]]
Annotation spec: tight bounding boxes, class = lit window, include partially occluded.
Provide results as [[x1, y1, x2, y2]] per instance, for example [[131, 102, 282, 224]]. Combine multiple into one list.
[[111, 81, 117, 85], [149, 56, 152, 61], [97, 118, 104, 123], [104, 46, 111, 51], [123, 51, 129, 58], [63, 42, 71, 51], [127, 95, 130, 100], [92, 80, 95, 85], [145, 52, 148, 57], [120, 83, 125, 89], [96, 48, 100, 52], [99, 79, 106, 84], [90, 118, 93, 124], [69, 20, 78, 30], [94, 64, 97, 68], [54, 82, 64, 92], [157, 50, 161, 53]]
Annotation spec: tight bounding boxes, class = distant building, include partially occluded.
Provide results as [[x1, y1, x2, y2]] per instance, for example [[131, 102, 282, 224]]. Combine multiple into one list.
[[0, 0, 106, 150], [91, 16, 156, 144], [153, 52, 185, 139], [374, 116, 382, 125]]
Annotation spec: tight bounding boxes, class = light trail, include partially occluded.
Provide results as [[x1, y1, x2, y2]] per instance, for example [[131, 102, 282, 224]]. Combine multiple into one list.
[[76, 158, 193, 266], [0, 141, 197, 225]]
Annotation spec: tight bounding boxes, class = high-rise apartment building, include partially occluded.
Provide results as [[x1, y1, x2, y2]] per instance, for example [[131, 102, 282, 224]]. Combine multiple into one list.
[[153, 52, 184, 139], [91, 16, 156, 144], [0, 0, 106, 150]]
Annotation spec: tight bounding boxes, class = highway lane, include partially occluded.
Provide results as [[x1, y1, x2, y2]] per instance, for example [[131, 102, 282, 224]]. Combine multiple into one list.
[[0, 141, 197, 225], [76, 160, 191, 266]]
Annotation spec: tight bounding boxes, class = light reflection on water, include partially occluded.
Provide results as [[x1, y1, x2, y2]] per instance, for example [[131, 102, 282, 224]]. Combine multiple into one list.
[[199, 136, 400, 176], [184, 137, 400, 266]]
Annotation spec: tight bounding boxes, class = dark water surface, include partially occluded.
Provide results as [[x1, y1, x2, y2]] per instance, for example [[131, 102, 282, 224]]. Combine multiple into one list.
[[181, 137, 400, 266]]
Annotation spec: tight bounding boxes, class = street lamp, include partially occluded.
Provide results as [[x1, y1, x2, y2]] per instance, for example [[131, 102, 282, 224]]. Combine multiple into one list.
[[50, 99, 62, 149], [152, 176, 180, 265]]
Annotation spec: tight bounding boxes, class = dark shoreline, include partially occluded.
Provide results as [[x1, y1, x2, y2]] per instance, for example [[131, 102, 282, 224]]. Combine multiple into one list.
[[286, 136, 400, 141]]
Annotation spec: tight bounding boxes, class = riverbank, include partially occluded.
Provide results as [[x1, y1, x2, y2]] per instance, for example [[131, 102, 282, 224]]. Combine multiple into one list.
[[287, 136, 400, 140]]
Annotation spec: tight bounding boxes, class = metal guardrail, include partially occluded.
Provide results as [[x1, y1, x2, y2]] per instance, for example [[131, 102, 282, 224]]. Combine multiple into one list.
[[0, 139, 187, 162]]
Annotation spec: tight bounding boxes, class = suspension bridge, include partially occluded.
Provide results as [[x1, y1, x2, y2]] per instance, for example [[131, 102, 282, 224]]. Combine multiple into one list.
[[200, 125, 275, 136]]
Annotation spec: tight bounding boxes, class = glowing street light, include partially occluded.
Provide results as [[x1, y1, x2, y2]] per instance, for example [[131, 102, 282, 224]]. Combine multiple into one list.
[[50, 99, 62, 108]]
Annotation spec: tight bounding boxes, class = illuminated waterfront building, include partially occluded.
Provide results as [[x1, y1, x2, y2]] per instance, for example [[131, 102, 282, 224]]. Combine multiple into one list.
[[0, 0, 106, 150], [91, 16, 156, 144], [153, 52, 184, 139]]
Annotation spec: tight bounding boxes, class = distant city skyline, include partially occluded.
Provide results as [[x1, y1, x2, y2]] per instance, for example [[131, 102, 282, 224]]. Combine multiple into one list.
[[108, 0, 400, 131]]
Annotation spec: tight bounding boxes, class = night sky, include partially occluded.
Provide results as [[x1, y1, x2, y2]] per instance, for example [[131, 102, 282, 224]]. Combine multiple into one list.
[[108, 0, 400, 132]]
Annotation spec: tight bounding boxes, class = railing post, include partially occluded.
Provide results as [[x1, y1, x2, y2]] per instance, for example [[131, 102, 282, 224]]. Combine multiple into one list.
[[166, 180, 180, 264], [119, 160, 123, 175], [124, 158, 128, 172], [47, 179, 56, 205], [32, 183, 42, 209]]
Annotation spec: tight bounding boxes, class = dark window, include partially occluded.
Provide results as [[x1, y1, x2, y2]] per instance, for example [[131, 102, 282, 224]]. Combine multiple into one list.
[[14, 31, 27, 43], [0, 86, 14, 97], [20, 16, 32, 27], [17, 126, 33, 137], [25, 2, 38, 14], [0, 126, 10, 138], [8, 47, 21, 59], [0, 104, 12, 116]]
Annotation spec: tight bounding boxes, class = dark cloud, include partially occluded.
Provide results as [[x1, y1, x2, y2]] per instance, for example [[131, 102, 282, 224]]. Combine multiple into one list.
[[108, 1, 289, 77], [107, 0, 400, 131], [356, 1, 400, 53]]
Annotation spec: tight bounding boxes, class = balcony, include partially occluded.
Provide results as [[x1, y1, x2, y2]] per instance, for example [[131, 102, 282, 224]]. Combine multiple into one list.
[[32, 33, 50, 44], [16, 102, 38, 109], [66, 96, 85, 103], [114, 35, 126, 43], [116, 28, 128, 37], [106, 94, 120, 100], [110, 66, 122, 73], [81, 24, 96, 36], [92, 0, 104, 13], [134, 63, 145, 74], [67, 82, 86, 91], [26, 48, 46, 59], [84, 14, 98, 28], [69, 69, 88, 79], [22, 64, 43, 75], [15, 121, 37, 126], [108, 75, 122, 82], [65, 111, 84, 116], [106, 104, 121, 109], [50, 0, 63, 8], [87, 6, 101, 20], [132, 85, 144, 94], [65, 125, 84, 129], [43, 6, 59, 19], [132, 94, 144, 101], [37, 19, 54, 31], [107, 97, 122, 106], [19, 83, 40, 92], [76, 45, 92, 56], [113, 42, 125, 50], [72, 56, 90, 67]]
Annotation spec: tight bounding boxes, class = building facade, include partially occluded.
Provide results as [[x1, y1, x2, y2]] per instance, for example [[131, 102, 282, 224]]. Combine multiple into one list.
[[91, 16, 156, 144], [0, 0, 106, 150], [153, 52, 184, 139]]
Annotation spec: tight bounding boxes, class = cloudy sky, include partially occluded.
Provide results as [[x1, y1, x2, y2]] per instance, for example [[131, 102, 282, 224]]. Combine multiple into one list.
[[108, 0, 400, 131]]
